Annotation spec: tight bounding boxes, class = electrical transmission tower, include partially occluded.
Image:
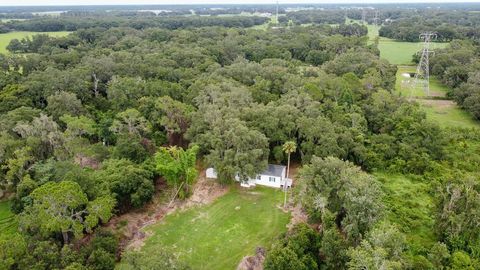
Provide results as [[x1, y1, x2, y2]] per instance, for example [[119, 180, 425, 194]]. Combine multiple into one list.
[[361, 9, 367, 24], [275, 0, 279, 25], [373, 10, 380, 26], [410, 32, 437, 98]]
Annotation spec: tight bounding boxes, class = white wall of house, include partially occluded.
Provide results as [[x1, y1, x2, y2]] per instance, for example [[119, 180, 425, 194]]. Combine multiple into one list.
[[205, 166, 291, 189], [206, 168, 217, 179], [254, 174, 282, 188]]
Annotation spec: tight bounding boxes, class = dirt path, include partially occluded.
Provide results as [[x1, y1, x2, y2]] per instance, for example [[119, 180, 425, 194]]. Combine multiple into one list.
[[106, 170, 229, 252], [417, 99, 456, 109]]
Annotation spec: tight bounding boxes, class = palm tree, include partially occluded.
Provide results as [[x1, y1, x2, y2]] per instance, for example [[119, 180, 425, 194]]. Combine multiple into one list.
[[282, 141, 296, 208]]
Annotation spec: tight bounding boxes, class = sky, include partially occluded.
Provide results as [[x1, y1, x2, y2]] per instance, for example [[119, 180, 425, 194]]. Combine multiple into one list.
[[1, 0, 479, 6]]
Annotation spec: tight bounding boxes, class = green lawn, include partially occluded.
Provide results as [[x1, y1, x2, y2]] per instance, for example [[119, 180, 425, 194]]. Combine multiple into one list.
[[394, 66, 479, 129], [379, 39, 448, 65], [350, 19, 448, 65], [375, 173, 436, 253], [0, 31, 71, 54], [395, 66, 449, 98], [0, 200, 17, 236], [139, 186, 290, 270]]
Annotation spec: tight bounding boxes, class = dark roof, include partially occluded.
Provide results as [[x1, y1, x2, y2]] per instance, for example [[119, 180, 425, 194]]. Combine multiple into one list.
[[260, 164, 286, 177]]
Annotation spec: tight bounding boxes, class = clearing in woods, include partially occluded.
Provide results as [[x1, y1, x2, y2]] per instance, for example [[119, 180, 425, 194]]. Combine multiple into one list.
[[379, 39, 448, 65], [395, 65, 479, 129], [0, 31, 71, 54], [138, 186, 290, 270], [362, 21, 479, 129], [359, 21, 449, 65]]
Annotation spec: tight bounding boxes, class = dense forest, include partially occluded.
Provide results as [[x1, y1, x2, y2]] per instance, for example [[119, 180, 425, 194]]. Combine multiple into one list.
[[0, 4, 479, 270]]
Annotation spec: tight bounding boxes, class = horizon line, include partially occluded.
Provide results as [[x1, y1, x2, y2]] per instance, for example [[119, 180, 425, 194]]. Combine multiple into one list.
[[1, 1, 480, 7]]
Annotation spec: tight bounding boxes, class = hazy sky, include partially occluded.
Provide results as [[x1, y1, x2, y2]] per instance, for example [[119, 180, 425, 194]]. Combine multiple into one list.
[[1, 0, 479, 6]]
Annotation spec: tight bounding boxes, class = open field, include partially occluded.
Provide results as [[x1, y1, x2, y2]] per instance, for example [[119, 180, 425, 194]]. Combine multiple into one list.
[[394, 66, 479, 129], [375, 173, 436, 252], [395, 66, 449, 98], [0, 201, 17, 236], [140, 186, 290, 270], [1, 19, 27, 23], [366, 23, 380, 41], [347, 19, 448, 65], [345, 20, 448, 65], [0, 31, 70, 54], [420, 100, 479, 129], [379, 39, 448, 65]]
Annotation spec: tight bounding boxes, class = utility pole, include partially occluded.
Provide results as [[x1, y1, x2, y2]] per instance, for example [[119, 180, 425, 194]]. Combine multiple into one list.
[[361, 9, 367, 24], [276, 0, 279, 25], [411, 32, 437, 98]]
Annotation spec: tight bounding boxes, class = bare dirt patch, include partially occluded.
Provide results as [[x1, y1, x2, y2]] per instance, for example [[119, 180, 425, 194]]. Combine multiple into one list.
[[418, 99, 456, 109], [106, 170, 229, 252], [287, 203, 309, 230], [237, 247, 266, 270]]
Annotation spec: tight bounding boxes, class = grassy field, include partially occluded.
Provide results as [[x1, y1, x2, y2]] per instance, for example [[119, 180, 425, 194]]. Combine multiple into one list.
[[0, 201, 17, 236], [345, 19, 447, 65], [375, 173, 436, 253], [0, 19, 27, 23], [0, 31, 70, 54], [394, 66, 479, 129], [420, 100, 479, 129], [395, 66, 449, 98], [379, 39, 448, 65], [346, 20, 447, 65], [367, 23, 380, 41], [139, 186, 290, 270]]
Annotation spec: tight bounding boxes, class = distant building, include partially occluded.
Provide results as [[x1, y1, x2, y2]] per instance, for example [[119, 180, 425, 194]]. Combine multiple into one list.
[[258, 12, 272, 17], [206, 164, 292, 189]]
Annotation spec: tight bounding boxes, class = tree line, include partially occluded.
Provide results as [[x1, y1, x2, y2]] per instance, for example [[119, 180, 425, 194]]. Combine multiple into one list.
[[379, 11, 480, 42], [430, 40, 480, 120], [0, 15, 269, 32]]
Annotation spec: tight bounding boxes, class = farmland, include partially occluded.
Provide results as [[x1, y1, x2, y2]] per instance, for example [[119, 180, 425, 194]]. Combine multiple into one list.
[[0, 31, 70, 54]]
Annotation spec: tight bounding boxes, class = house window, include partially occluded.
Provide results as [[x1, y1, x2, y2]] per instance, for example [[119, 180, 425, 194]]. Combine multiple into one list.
[[256, 175, 261, 180], [269, 177, 275, 182]]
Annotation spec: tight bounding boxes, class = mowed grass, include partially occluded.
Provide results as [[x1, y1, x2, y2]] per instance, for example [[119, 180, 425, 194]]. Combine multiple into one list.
[[395, 66, 449, 98], [395, 66, 479, 129], [140, 186, 290, 270], [379, 39, 448, 65], [0, 31, 70, 54], [0, 200, 17, 236], [375, 173, 436, 253]]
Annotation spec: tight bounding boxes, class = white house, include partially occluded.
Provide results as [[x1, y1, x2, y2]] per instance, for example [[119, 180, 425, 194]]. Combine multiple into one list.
[[206, 164, 293, 189], [206, 167, 217, 179]]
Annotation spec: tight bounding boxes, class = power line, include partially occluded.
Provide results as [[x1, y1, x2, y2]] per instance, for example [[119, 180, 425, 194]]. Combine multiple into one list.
[[275, 0, 279, 25]]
